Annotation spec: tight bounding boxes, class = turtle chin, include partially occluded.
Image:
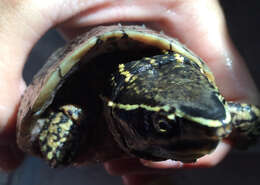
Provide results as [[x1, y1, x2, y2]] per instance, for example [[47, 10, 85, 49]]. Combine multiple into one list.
[[160, 139, 220, 163], [121, 138, 219, 163]]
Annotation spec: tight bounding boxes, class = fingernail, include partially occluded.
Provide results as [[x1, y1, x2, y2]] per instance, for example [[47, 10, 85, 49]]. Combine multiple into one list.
[[140, 159, 183, 169]]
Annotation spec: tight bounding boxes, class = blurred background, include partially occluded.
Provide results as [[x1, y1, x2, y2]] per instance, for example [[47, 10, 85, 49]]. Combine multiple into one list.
[[2, 0, 259, 185]]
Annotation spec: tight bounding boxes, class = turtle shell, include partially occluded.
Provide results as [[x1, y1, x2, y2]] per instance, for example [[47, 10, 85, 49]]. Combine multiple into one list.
[[17, 25, 216, 165]]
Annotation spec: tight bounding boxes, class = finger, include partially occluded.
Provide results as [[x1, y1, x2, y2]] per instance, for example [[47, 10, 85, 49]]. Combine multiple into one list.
[[104, 158, 181, 176], [0, 0, 116, 170], [104, 157, 182, 176], [0, 144, 24, 171], [185, 142, 231, 168]]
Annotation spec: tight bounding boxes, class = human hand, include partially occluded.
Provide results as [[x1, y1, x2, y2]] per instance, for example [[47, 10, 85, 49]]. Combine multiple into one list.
[[0, 0, 258, 184]]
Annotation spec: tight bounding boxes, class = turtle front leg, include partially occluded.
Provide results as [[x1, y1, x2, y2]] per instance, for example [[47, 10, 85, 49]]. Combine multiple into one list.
[[38, 105, 84, 167], [227, 102, 260, 149]]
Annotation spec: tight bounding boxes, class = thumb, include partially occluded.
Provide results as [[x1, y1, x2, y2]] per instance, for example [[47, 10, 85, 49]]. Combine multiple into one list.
[[0, 0, 115, 170]]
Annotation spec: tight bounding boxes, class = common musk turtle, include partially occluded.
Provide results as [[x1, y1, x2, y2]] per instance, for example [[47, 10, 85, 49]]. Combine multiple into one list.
[[17, 25, 260, 167]]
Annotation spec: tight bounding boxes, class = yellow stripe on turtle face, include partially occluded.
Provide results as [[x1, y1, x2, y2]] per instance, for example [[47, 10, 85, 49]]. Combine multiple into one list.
[[166, 112, 227, 128], [108, 101, 230, 128], [108, 101, 171, 112], [174, 107, 231, 128]]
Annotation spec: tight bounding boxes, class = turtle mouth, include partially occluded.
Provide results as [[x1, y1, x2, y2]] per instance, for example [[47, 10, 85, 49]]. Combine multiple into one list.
[[126, 138, 219, 163], [162, 139, 219, 161]]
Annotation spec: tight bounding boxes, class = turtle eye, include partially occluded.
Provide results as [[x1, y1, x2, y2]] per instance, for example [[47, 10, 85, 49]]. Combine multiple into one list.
[[158, 119, 172, 133], [153, 115, 181, 136], [153, 116, 173, 133]]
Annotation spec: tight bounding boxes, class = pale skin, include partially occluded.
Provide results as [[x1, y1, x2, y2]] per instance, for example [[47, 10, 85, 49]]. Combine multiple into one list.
[[0, 0, 259, 185]]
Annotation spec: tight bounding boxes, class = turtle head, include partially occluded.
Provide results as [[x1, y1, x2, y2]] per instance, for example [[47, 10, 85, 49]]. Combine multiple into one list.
[[106, 53, 232, 162]]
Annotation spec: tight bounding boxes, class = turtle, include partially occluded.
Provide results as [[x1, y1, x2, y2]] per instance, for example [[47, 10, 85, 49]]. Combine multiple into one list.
[[17, 25, 260, 168]]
